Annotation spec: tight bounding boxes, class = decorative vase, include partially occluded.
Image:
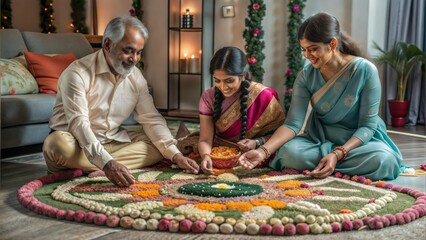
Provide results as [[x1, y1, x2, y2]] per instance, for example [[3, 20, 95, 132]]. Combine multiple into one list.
[[182, 9, 193, 28], [388, 100, 410, 127]]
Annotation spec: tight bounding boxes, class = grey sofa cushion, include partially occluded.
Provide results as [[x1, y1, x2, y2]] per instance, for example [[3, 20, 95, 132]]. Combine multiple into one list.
[[22, 32, 93, 59], [0, 29, 28, 59], [1, 94, 56, 127], [1, 124, 50, 149]]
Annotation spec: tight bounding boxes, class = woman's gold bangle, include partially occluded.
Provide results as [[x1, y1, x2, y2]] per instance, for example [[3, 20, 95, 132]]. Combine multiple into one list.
[[257, 145, 271, 160]]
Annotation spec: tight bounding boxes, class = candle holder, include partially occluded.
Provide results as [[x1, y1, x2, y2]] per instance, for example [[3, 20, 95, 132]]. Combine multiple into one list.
[[182, 9, 193, 28]]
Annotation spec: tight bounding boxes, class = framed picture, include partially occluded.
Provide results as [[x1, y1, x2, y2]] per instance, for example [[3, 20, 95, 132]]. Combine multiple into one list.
[[222, 6, 235, 18]]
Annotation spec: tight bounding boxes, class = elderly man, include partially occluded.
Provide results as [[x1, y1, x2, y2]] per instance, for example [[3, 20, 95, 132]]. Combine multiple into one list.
[[43, 16, 199, 187]]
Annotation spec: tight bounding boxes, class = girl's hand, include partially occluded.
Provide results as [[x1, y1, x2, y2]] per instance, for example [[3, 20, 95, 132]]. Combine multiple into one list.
[[201, 156, 214, 175], [237, 139, 257, 152], [238, 149, 265, 169]]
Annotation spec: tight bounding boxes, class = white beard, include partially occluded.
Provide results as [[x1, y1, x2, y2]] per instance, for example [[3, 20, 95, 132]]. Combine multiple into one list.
[[111, 58, 135, 77], [108, 49, 136, 77]]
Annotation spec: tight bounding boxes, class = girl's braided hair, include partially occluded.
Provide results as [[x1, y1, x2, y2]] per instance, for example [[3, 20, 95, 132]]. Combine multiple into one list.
[[210, 47, 251, 140]]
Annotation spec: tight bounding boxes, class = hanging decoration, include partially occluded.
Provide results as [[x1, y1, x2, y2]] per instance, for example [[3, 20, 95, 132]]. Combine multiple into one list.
[[130, 0, 144, 21], [243, 0, 266, 83], [40, 0, 56, 33], [129, 0, 145, 71], [70, 0, 89, 34], [284, 0, 306, 112], [1, 0, 13, 29]]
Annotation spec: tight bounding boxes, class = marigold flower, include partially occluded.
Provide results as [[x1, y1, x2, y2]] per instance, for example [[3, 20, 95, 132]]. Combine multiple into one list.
[[251, 199, 287, 209], [258, 174, 270, 179], [364, 179, 372, 185], [130, 189, 160, 198], [133, 183, 161, 189], [283, 189, 311, 197], [227, 201, 254, 212], [375, 180, 386, 188], [339, 208, 353, 214], [195, 203, 227, 211], [163, 199, 188, 207], [351, 175, 360, 182], [188, 152, 200, 160], [275, 180, 303, 189]]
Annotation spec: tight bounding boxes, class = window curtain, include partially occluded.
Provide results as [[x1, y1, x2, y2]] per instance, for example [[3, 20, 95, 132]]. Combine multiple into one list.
[[382, 0, 425, 125]]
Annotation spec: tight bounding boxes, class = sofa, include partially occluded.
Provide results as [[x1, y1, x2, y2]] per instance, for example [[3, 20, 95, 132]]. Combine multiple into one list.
[[0, 29, 95, 151]]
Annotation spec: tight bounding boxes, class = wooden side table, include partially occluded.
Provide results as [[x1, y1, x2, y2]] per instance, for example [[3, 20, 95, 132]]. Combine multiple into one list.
[[84, 35, 103, 51]]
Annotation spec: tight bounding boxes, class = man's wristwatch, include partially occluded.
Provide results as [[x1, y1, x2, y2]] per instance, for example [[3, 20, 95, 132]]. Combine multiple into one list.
[[255, 139, 261, 148]]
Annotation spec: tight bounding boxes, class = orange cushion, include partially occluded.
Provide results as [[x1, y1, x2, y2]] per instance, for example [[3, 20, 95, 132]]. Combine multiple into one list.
[[24, 51, 77, 94]]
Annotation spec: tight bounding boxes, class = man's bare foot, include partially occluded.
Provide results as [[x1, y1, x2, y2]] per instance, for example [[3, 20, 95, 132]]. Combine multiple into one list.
[[88, 170, 106, 178]]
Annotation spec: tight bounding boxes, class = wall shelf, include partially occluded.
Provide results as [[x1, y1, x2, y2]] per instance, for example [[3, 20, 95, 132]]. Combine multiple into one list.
[[167, 0, 214, 116]]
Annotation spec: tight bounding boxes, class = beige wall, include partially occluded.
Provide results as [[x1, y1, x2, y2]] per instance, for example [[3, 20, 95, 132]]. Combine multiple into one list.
[[8, 0, 387, 109]]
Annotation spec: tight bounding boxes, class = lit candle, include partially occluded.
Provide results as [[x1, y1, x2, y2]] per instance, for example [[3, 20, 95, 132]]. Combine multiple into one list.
[[188, 54, 199, 74]]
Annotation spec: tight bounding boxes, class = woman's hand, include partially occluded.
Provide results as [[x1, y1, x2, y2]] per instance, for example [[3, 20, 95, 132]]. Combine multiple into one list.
[[237, 139, 257, 152], [238, 149, 265, 169], [201, 156, 214, 175], [310, 153, 338, 178], [173, 154, 200, 174]]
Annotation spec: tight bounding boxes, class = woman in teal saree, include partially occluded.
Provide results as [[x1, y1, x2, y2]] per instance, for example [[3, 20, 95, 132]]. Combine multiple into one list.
[[238, 12, 402, 181]]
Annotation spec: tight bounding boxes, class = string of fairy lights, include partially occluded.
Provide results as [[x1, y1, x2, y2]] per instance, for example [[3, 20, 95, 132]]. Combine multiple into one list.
[[40, 0, 56, 33]]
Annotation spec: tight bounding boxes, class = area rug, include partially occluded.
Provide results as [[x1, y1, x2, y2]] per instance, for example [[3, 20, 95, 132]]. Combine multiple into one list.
[[17, 162, 426, 237]]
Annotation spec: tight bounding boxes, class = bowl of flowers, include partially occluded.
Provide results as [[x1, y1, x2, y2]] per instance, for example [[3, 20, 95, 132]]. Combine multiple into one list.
[[210, 146, 241, 169]]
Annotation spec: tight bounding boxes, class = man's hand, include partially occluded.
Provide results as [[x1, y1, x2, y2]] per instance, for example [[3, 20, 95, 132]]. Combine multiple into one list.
[[173, 154, 199, 174], [103, 160, 135, 187]]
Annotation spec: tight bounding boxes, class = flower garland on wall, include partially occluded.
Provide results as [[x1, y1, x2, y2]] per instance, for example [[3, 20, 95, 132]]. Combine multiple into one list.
[[243, 0, 266, 83], [1, 0, 13, 29], [284, 0, 306, 112], [130, 0, 145, 71], [130, 0, 144, 21], [70, 0, 89, 34], [40, 0, 56, 33]]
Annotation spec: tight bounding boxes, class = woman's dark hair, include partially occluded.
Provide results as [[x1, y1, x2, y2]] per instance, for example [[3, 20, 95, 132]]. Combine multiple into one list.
[[298, 12, 363, 57], [210, 47, 251, 140]]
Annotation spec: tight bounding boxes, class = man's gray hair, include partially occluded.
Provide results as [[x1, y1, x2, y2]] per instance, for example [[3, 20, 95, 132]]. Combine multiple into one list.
[[102, 16, 149, 47]]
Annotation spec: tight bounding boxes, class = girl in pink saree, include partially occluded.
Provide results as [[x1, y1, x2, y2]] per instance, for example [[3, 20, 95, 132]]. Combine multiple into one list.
[[196, 47, 285, 174]]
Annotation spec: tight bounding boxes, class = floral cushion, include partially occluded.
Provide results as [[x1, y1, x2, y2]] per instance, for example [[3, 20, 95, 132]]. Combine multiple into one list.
[[0, 58, 39, 95]]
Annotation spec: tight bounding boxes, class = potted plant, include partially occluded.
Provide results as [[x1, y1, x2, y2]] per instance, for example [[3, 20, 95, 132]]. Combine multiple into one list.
[[372, 41, 426, 127]]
